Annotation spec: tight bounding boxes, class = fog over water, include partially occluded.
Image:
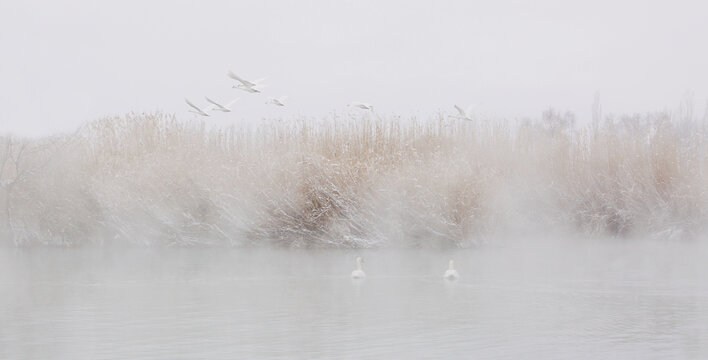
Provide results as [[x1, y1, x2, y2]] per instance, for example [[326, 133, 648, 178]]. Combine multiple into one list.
[[1, 241, 707, 359], [2, 1, 708, 358]]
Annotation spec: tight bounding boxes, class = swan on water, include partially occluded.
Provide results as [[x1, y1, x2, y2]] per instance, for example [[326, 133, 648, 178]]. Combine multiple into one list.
[[351, 257, 366, 279], [205, 97, 239, 112], [348, 102, 374, 111], [443, 260, 459, 281], [266, 96, 287, 107], [185, 98, 211, 117]]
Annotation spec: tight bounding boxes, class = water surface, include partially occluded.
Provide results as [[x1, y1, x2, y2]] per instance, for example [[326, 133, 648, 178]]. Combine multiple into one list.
[[1, 241, 707, 359]]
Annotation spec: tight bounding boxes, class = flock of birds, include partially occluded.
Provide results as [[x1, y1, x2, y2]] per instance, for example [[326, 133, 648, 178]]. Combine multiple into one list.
[[185, 71, 288, 117], [350, 257, 460, 281], [187, 73, 467, 282], [185, 70, 476, 121]]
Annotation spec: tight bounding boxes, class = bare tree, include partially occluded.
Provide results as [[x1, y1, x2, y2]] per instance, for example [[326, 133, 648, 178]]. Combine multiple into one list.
[[0, 133, 78, 241], [592, 91, 602, 142], [679, 90, 694, 124], [0, 136, 27, 229], [541, 108, 576, 136]]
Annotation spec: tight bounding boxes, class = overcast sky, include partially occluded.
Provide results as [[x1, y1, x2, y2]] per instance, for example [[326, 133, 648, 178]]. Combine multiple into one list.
[[1, 0, 707, 136]]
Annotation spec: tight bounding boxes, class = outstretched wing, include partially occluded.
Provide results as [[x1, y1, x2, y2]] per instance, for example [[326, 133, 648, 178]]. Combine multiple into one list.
[[234, 84, 260, 93], [205, 96, 226, 110], [454, 104, 465, 117], [252, 77, 268, 85], [185, 98, 210, 115], [228, 71, 256, 87], [185, 98, 204, 112]]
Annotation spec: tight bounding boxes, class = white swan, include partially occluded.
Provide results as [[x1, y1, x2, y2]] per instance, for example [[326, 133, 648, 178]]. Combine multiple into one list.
[[233, 84, 262, 93], [351, 257, 366, 279], [227, 71, 257, 87], [185, 98, 211, 117], [266, 96, 287, 107], [205, 97, 239, 112], [228, 71, 266, 93], [443, 260, 459, 281], [452, 104, 477, 121], [348, 102, 374, 111]]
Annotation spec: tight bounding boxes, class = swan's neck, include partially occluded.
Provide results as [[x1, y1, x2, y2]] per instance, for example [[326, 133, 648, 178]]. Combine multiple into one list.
[[448, 260, 454, 270], [356, 258, 362, 271]]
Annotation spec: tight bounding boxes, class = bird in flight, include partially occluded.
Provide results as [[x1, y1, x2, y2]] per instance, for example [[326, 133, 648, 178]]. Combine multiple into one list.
[[205, 97, 239, 112], [228, 71, 266, 93], [348, 102, 374, 111], [266, 96, 288, 107], [453, 104, 477, 121], [185, 98, 211, 116]]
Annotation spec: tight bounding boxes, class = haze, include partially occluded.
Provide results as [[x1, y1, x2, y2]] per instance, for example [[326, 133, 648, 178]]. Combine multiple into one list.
[[2, 0, 708, 136]]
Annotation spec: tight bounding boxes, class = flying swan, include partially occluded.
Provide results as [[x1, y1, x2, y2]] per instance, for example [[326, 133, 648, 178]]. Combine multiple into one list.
[[228, 71, 266, 93], [185, 98, 211, 117], [205, 97, 239, 112], [452, 104, 477, 121], [266, 96, 288, 107], [348, 102, 374, 111]]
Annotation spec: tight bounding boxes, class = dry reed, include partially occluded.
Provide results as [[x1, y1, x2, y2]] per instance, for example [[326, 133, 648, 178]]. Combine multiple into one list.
[[1, 110, 706, 247]]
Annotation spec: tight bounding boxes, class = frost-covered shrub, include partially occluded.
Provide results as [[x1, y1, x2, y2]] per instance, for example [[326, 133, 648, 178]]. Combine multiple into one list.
[[1, 110, 706, 247]]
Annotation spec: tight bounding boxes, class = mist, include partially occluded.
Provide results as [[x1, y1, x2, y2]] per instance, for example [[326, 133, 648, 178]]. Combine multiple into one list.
[[3, 1, 708, 358], [2, 0, 708, 136], [2, 241, 708, 358], [1, 110, 706, 247]]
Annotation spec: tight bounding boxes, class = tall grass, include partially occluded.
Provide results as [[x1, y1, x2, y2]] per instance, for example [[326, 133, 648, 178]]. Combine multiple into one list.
[[1, 110, 706, 247]]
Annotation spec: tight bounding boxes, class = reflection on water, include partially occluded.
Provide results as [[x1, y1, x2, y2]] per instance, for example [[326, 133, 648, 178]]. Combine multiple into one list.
[[1, 242, 707, 359]]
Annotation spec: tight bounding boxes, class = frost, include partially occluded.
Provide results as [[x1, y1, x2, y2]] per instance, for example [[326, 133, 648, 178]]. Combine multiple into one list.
[[1, 110, 707, 247]]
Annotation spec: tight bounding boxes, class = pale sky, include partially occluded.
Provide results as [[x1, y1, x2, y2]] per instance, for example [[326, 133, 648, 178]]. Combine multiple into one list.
[[1, 0, 707, 136]]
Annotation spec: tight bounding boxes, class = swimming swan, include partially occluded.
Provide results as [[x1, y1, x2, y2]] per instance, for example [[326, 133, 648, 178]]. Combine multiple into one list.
[[351, 257, 366, 279], [444, 260, 459, 280]]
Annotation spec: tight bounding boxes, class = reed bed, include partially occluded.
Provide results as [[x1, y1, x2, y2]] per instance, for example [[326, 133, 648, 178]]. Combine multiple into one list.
[[1, 110, 706, 247]]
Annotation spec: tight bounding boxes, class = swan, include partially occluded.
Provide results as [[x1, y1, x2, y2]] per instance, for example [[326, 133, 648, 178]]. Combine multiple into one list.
[[452, 104, 477, 121], [185, 98, 211, 117], [348, 102, 374, 111], [227, 71, 257, 87], [233, 84, 262, 93], [228, 71, 266, 93], [266, 96, 287, 107], [443, 260, 459, 281], [205, 97, 239, 112], [351, 257, 366, 279]]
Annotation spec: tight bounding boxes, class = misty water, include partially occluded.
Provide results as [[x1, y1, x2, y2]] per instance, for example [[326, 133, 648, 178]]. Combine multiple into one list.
[[1, 240, 707, 359]]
